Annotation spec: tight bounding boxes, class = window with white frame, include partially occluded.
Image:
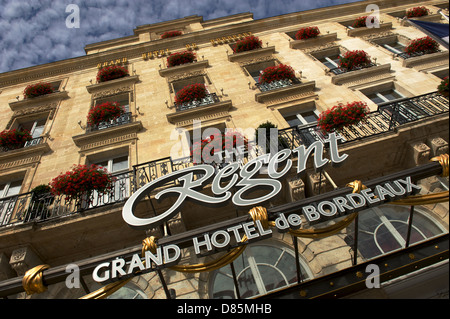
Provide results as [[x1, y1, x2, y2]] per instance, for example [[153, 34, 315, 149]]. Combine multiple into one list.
[[209, 242, 313, 299], [0, 179, 23, 225], [355, 205, 446, 260], [89, 154, 130, 205], [365, 88, 405, 104], [94, 93, 130, 113]]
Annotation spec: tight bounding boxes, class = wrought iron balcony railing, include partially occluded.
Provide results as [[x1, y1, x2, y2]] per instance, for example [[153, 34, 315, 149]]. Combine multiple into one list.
[[0, 136, 46, 153], [0, 92, 447, 228], [86, 112, 133, 133], [175, 93, 220, 112], [328, 62, 377, 75], [255, 78, 301, 92]]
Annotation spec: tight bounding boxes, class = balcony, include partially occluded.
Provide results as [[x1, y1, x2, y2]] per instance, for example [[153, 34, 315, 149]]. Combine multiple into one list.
[[85, 112, 133, 132], [254, 79, 316, 104], [166, 93, 233, 125], [1, 92, 447, 229]]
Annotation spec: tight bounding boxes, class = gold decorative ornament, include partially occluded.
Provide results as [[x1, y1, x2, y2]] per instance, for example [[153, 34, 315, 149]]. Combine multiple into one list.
[[22, 264, 50, 295], [431, 153, 449, 177]]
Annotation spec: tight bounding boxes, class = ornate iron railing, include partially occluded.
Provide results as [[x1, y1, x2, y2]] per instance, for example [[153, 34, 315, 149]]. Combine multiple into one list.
[[86, 112, 133, 132], [175, 93, 220, 112], [0, 92, 447, 228], [255, 78, 301, 92], [0, 136, 46, 153], [329, 62, 377, 75]]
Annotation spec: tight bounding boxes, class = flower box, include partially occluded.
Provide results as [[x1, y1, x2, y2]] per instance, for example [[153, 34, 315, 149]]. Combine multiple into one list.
[[317, 101, 369, 133], [295, 26, 320, 40], [50, 164, 115, 199], [338, 50, 372, 71], [232, 35, 262, 53], [175, 83, 208, 105], [191, 131, 248, 164], [161, 30, 182, 39], [258, 64, 295, 84], [23, 82, 54, 99], [0, 129, 32, 150], [167, 51, 196, 67], [96, 65, 129, 83], [438, 77, 449, 97], [406, 6, 430, 18], [352, 16, 374, 28], [87, 102, 125, 127], [404, 36, 439, 56]]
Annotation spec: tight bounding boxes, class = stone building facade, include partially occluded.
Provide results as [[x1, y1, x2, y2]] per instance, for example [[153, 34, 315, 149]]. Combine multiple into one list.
[[0, 0, 448, 299]]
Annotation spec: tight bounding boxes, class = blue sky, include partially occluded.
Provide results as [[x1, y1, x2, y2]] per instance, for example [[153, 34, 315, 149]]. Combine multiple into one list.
[[0, 0, 361, 73]]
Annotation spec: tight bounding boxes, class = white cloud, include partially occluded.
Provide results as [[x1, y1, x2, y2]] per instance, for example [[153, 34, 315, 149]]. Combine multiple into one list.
[[0, 0, 359, 73]]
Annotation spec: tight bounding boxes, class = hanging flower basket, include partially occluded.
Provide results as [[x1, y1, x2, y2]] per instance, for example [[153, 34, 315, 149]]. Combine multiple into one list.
[[295, 26, 320, 40], [258, 64, 295, 84], [174, 83, 208, 105], [406, 6, 430, 18], [87, 102, 125, 127], [96, 65, 129, 83], [23, 82, 54, 99], [161, 30, 182, 39], [438, 77, 449, 97], [232, 35, 262, 53], [167, 51, 196, 67], [404, 36, 439, 56], [0, 129, 32, 150], [317, 101, 370, 133], [338, 50, 371, 71], [50, 164, 115, 200], [191, 131, 248, 164]]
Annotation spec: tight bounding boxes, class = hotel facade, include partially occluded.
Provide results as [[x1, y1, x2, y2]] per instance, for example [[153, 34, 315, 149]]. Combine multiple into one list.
[[0, 0, 448, 299]]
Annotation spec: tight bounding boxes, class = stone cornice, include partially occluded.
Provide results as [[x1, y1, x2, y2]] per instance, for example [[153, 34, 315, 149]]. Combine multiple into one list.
[[158, 60, 209, 78], [0, 142, 51, 170], [401, 51, 449, 70], [227, 46, 276, 63], [331, 64, 392, 86], [8, 91, 68, 112], [289, 33, 338, 50], [72, 121, 143, 148], [86, 75, 140, 94], [346, 22, 393, 37]]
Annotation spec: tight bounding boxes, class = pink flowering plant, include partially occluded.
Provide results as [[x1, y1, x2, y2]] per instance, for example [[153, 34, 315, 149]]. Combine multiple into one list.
[[258, 64, 295, 84], [50, 164, 115, 199], [295, 26, 320, 40], [317, 101, 369, 133], [175, 83, 208, 105], [87, 102, 125, 126], [338, 50, 372, 71], [167, 51, 196, 67], [23, 82, 54, 99], [0, 129, 32, 150], [404, 36, 439, 55], [96, 65, 129, 83], [190, 131, 249, 164], [161, 30, 182, 39], [438, 77, 449, 97], [232, 35, 262, 53], [406, 6, 430, 18]]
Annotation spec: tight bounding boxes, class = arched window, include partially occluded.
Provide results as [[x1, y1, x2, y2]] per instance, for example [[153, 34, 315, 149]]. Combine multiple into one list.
[[209, 242, 312, 299], [357, 205, 446, 260]]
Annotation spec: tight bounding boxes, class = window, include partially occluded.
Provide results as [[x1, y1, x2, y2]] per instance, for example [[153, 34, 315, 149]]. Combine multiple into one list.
[[0, 179, 23, 225], [282, 110, 319, 128], [17, 118, 47, 146], [94, 93, 130, 113], [355, 205, 446, 260], [89, 154, 130, 205], [319, 54, 341, 69], [365, 89, 404, 104], [88, 93, 132, 131], [209, 243, 312, 299]]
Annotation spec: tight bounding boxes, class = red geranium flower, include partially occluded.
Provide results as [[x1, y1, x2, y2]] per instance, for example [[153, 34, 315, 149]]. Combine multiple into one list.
[[161, 30, 182, 39], [174, 83, 208, 105], [167, 51, 196, 67], [338, 50, 371, 71], [96, 65, 129, 83], [295, 26, 320, 40], [232, 35, 262, 53], [406, 6, 430, 18], [23, 82, 54, 99], [317, 101, 369, 133], [258, 64, 295, 84], [0, 129, 32, 150], [87, 102, 125, 126], [404, 36, 439, 55]]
